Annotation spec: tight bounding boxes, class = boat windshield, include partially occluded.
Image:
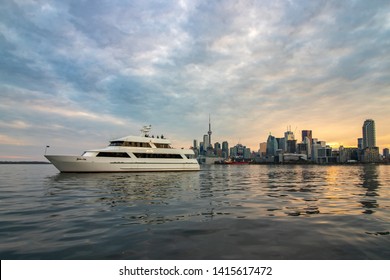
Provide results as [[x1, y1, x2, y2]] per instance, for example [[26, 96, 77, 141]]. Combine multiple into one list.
[[109, 141, 125, 146], [109, 141, 151, 148], [155, 143, 171, 148]]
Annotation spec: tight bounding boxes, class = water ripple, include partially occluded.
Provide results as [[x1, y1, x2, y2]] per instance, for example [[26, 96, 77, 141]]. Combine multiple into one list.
[[1, 164, 390, 259]]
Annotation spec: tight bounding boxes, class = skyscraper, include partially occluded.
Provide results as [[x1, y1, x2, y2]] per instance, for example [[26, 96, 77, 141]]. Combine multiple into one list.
[[208, 115, 212, 149], [284, 130, 294, 141], [193, 139, 198, 150], [284, 129, 294, 152], [266, 134, 278, 156], [384, 148, 389, 159], [222, 141, 229, 158], [362, 119, 376, 148], [357, 138, 363, 150], [302, 130, 312, 143], [302, 130, 312, 158], [203, 134, 209, 153]]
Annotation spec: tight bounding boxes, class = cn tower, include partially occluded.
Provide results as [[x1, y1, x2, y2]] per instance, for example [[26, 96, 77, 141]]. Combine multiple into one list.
[[208, 114, 212, 148]]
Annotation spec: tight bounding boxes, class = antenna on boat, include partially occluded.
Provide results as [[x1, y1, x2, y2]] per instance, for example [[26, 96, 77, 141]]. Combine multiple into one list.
[[140, 125, 152, 137]]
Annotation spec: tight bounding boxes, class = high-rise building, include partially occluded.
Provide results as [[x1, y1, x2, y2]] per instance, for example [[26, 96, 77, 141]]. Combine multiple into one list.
[[199, 142, 204, 154], [286, 140, 297, 153], [362, 119, 376, 148], [384, 148, 389, 159], [203, 134, 209, 154], [222, 141, 229, 158], [285, 130, 294, 140], [302, 134, 312, 158], [297, 143, 309, 156], [284, 129, 294, 152], [192, 139, 199, 157], [276, 137, 285, 151], [243, 148, 251, 159], [214, 142, 222, 157], [193, 140, 198, 150], [302, 130, 312, 143], [311, 140, 326, 162], [357, 138, 363, 150], [259, 142, 267, 157], [266, 134, 278, 156], [230, 143, 251, 160]]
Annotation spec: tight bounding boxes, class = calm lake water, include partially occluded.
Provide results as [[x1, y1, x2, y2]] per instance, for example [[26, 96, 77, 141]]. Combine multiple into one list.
[[0, 164, 389, 260]]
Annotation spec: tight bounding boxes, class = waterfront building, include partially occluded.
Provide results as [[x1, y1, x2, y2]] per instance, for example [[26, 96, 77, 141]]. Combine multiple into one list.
[[384, 148, 390, 159], [199, 142, 204, 155], [301, 130, 312, 155], [214, 142, 222, 157], [362, 119, 376, 148], [361, 119, 379, 162], [358, 138, 363, 150], [339, 146, 359, 163], [243, 148, 252, 160], [230, 143, 251, 160], [203, 134, 209, 154], [311, 141, 326, 163], [285, 130, 294, 140], [276, 137, 285, 152], [193, 140, 198, 150], [222, 141, 229, 158], [259, 142, 267, 157], [297, 143, 309, 156], [362, 147, 380, 163], [284, 130, 294, 152], [266, 134, 278, 156], [282, 153, 308, 163], [192, 139, 199, 157], [286, 139, 297, 154], [302, 130, 313, 143], [317, 146, 333, 164]]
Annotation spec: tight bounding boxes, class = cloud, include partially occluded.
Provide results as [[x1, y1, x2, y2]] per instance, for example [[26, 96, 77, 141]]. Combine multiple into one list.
[[0, 0, 389, 160]]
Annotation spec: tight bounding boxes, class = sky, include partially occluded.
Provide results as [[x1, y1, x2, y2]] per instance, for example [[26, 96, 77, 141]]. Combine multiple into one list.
[[0, 0, 389, 161]]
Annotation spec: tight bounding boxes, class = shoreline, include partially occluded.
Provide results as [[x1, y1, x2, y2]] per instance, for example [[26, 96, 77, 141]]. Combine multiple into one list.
[[0, 161, 51, 164], [1, 161, 388, 166]]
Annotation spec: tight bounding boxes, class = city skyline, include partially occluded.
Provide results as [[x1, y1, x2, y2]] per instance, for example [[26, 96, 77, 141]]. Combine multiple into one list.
[[197, 118, 388, 154], [195, 118, 388, 164], [0, 1, 389, 161]]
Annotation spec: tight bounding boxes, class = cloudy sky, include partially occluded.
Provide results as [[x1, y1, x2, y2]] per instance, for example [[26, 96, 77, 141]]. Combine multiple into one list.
[[1, 0, 389, 160]]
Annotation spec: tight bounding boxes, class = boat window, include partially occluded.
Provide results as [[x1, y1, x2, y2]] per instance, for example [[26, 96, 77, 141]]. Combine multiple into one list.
[[155, 143, 171, 148], [97, 152, 130, 158], [109, 141, 125, 146], [185, 154, 194, 159], [120, 142, 152, 147], [133, 153, 183, 159]]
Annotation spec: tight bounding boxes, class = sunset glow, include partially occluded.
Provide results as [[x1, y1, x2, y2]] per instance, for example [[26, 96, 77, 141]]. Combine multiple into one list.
[[0, 0, 389, 160]]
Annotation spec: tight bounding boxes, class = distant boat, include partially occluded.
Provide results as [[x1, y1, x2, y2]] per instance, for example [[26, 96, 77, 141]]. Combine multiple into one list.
[[224, 160, 250, 165], [216, 158, 250, 165], [45, 125, 200, 173]]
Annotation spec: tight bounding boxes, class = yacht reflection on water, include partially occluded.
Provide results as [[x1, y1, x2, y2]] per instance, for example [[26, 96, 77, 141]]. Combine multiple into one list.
[[44, 164, 386, 221]]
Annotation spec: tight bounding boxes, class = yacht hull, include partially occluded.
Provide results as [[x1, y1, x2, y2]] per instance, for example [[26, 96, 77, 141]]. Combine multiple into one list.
[[45, 155, 200, 173]]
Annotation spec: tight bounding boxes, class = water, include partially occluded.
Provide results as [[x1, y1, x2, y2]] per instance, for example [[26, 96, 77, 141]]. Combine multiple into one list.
[[0, 164, 389, 259]]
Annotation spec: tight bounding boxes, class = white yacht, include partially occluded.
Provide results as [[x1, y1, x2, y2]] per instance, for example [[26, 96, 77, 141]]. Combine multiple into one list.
[[45, 125, 200, 173]]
